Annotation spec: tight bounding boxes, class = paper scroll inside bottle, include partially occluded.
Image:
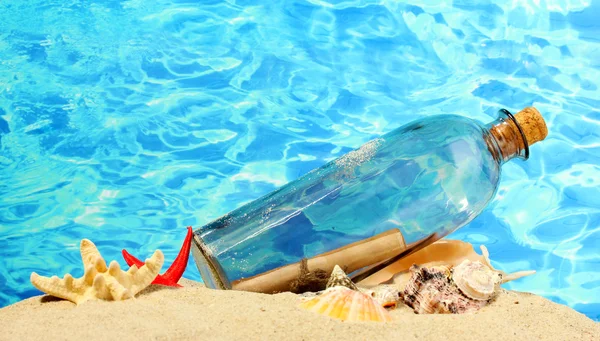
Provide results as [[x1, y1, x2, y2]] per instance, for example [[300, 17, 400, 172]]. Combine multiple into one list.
[[231, 229, 407, 293]]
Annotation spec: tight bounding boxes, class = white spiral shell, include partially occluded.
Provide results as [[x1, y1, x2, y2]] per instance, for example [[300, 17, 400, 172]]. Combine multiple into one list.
[[452, 259, 502, 301]]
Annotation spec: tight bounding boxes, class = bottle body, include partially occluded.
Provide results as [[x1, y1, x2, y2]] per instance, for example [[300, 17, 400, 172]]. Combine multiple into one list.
[[192, 112, 520, 292]]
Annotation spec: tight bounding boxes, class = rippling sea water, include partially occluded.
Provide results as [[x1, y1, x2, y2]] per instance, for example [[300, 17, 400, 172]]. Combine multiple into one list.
[[0, 0, 598, 320]]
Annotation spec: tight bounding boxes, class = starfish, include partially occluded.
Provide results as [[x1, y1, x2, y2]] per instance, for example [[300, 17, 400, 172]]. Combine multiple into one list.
[[31, 239, 164, 304], [122, 226, 193, 287]]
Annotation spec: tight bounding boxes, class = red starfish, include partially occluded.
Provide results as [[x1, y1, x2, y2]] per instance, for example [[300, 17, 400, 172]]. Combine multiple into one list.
[[122, 226, 193, 287]]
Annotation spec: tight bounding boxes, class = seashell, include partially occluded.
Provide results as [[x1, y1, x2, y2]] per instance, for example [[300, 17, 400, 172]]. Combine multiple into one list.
[[326, 265, 358, 290], [299, 286, 393, 322], [402, 265, 486, 314], [363, 285, 401, 309], [358, 239, 489, 288], [401, 246, 536, 314], [320, 265, 400, 311], [452, 260, 501, 301], [452, 245, 536, 301], [30, 239, 164, 305]]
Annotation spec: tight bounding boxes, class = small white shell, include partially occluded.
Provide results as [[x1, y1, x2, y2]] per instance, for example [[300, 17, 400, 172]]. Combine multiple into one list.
[[452, 260, 502, 301], [452, 246, 536, 301], [363, 285, 401, 309]]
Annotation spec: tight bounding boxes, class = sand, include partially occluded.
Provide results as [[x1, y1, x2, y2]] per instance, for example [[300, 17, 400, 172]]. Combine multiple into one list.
[[1, 279, 598, 341]]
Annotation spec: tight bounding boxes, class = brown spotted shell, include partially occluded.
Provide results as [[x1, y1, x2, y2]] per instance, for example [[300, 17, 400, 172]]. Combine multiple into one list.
[[401, 246, 536, 314], [402, 265, 486, 314]]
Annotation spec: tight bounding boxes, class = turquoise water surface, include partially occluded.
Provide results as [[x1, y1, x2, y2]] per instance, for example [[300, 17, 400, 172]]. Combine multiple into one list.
[[0, 0, 599, 320]]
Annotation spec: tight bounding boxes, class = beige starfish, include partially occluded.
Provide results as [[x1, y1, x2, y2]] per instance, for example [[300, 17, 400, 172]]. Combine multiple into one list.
[[30, 239, 164, 305]]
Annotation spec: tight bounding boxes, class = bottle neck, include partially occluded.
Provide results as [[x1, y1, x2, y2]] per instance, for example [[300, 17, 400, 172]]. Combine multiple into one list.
[[485, 109, 529, 165]]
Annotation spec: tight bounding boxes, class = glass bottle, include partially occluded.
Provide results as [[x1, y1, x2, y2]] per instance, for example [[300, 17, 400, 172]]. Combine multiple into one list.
[[191, 107, 548, 293]]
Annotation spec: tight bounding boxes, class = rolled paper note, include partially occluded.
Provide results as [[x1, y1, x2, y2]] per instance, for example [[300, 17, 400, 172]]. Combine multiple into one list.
[[232, 229, 407, 294]]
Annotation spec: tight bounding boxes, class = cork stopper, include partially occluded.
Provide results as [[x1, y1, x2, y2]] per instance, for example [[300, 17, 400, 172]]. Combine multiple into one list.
[[486, 107, 547, 162], [514, 107, 548, 146]]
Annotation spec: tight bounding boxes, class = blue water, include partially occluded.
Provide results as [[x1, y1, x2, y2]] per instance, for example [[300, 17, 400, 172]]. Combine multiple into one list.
[[0, 0, 598, 321]]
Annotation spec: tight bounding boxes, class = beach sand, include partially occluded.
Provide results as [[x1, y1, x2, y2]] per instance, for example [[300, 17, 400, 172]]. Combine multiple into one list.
[[1, 279, 598, 341]]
